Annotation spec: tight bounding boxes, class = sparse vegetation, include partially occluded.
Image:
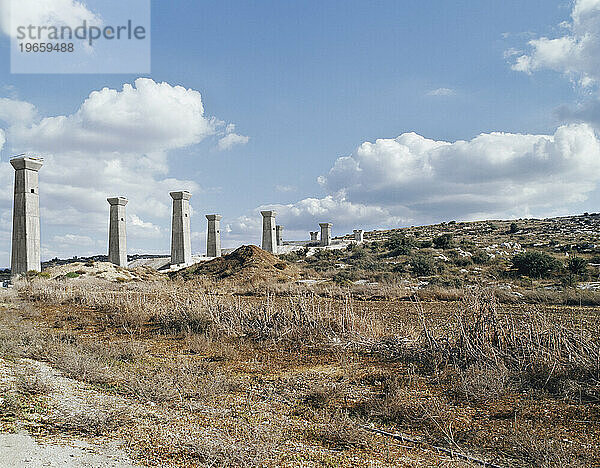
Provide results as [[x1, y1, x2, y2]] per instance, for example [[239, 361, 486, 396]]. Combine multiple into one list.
[[3, 214, 600, 466]]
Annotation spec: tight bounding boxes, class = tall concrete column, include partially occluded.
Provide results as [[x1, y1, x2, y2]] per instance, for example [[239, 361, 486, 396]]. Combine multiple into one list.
[[170, 191, 192, 265], [310, 231, 318, 242], [276, 225, 284, 246], [11, 156, 43, 276], [107, 197, 128, 267], [261, 211, 277, 254], [206, 214, 222, 258], [353, 229, 364, 243], [320, 223, 332, 247]]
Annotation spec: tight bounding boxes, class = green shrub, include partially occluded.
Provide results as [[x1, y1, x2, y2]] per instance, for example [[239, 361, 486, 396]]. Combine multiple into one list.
[[563, 256, 589, 285], [332, 270, 358, 285], [472, 249, 490, 265], [65, 272, 79, 279], [567, 256, 588, 277], [409, 254, 439, 277], [511, 251, 561, 279], [433, 234, 453, 249], [384, 233, 414, 256], [279, 251, 304, 262]]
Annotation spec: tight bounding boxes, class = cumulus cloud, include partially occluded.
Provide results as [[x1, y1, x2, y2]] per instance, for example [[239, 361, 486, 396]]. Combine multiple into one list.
[[12, 79, 216, 154], [0, 78, 244, 264], [316, 125, 600, 223], [0, 0, 101, 38], [128, 214, 162, 238], [511, 0, 600, 86], [231, 124, 600, 242], [225, 194, 407, 245], [426, 87, 456, 97], [217, 132, 249, 151], [0, 129, 5, 152], [0, 98, 36, 125]]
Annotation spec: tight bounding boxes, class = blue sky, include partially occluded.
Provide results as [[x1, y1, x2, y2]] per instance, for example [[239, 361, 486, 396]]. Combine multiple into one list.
[[1, 0, 600, 266]]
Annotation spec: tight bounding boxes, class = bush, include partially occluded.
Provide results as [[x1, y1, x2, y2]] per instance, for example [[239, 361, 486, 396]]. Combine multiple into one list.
[[384, 233, 414, 256], [567, 256, 588, 278], [472, 249, 490, 265], [409, 254, 437, 277], [511, 251, 561, 279], [65, 272, 79, 279], [332, 270, 358, 285], [433, 234, 453, 249], [509, 222, 518, 234]]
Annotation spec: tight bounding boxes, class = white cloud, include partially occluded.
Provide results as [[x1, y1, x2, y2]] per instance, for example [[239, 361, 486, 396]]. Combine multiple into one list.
[[0, 78, 243, 263], [128, 214, 162, 238], [275, 184, 296, 193], [0, 129, 5, 152], [426, 87, 456, 97], [52, 234, 94, 247], [0, 97, 36, 125], [0, 0, 101, 37], [224, 195, 406, 246], [313, 125, 600, 224], [511, 0, 600, 86], [228, 124, 600, 241], [11, 79, 216, 154], [217, 132, 249, 151]]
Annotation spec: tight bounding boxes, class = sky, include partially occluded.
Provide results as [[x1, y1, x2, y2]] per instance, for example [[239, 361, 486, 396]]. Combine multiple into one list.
[[1, 0, 600, 266]]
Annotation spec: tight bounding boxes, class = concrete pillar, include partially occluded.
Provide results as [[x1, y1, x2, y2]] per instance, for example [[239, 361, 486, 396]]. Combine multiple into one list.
[[10, 157, 43, 276], [276, 225, 284, 246], [353, 229, 364, 243], [107, 197, 128, 267], [170, 191, 192, 265], [320, 223, 332, 247], [206, 214, 222, 257], [261, 211, 277, 254], [310, 231, 318, 242]]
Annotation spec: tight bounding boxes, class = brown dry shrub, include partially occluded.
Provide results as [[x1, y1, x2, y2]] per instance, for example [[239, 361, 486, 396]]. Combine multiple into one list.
[[307, 410, 369, 449], [49, 399, 132, 436], [18, 278, 382, 343], [381, 289, 600, 402]]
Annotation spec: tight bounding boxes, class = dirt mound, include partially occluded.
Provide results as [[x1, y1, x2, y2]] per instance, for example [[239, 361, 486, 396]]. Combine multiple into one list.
[[173, 245, 302, 284]]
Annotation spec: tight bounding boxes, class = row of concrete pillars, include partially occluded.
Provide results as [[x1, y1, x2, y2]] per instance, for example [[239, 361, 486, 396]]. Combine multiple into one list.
[[108, 191, 223, 267], [262, 213, 364, 254], [8, 156, 366, 275]]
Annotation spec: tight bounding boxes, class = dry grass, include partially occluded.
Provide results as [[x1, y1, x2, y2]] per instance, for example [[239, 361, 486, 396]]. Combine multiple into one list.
[[3, 279, 600, 466], [17, 277, 385, 343]]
